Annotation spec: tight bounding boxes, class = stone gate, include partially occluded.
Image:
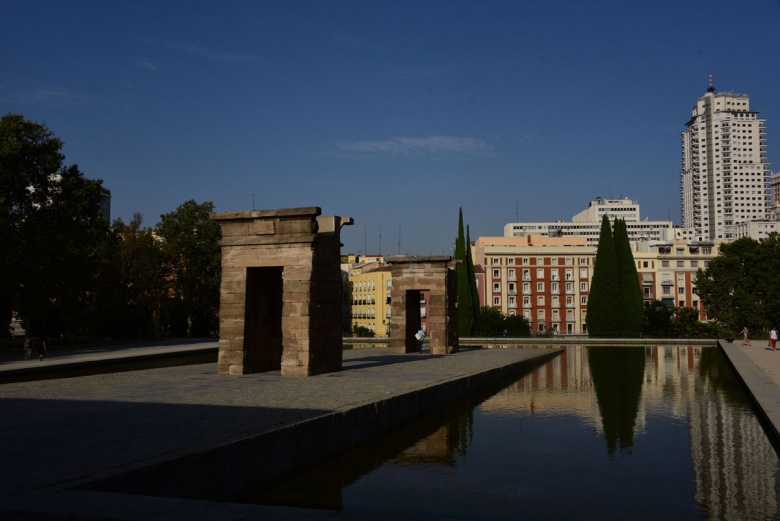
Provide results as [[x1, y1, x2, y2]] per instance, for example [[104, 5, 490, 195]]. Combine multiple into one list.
[[387, 255, 459, 354], [210, 207, 352, 377]]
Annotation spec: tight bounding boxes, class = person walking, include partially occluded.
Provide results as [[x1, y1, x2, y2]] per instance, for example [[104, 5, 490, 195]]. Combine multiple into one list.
[[770, 326, 778, 351], [23, 334, 33, 361], [415, 329, 426, 353], [34, 335, 47, 361], [741, 326, 751, 346]]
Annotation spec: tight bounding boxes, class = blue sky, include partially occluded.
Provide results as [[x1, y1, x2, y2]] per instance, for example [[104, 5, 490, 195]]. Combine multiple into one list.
[[3, 1, 780, 256]]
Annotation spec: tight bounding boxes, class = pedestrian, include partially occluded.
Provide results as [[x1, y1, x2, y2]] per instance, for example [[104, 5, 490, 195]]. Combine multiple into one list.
[[415, 329, 426, 353], [741, 326, 751, 346], [23, 334, 33, 361], [34, 335, 47, 361], [771, 326, 778, 351]]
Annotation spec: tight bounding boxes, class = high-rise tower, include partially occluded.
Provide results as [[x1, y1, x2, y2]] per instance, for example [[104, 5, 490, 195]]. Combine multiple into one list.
[[680, 79, 770, 240]]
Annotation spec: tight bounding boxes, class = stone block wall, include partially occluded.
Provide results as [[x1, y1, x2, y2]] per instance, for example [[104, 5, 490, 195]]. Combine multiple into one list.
[[210, 207, 352, 377], [387, 256, 459, 354]]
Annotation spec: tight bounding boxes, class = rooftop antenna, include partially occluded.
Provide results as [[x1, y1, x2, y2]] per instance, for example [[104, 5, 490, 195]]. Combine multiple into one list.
[[516, 198, 519, 222], [707, 72, 715, 93], [379, 227, 382, 255], [364, 223, 367, 255], [398, 227, 401, 255], [252, 193, 255, 210]]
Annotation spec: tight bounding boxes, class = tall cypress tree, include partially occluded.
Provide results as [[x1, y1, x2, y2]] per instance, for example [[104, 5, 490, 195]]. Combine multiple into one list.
[[455, 208, 474, 335], [466, 225, 480, 332], [587, 216, 620, 336], [613, 218, 644, 336]]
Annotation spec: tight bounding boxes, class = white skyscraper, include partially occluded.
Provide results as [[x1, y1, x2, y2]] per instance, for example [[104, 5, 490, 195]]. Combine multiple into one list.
[[680, 81, 771, 241]]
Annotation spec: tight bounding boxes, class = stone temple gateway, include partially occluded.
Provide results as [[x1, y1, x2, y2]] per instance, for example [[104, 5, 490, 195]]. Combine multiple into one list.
[[210, 207, 352, 377]]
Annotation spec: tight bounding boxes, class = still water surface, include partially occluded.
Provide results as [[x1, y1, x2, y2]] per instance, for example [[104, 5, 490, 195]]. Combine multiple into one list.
[[249, 346, 780, 520]]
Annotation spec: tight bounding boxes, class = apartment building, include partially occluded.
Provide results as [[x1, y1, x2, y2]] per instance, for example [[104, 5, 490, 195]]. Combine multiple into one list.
[[346, 256, 431, 337], [680, 83, 771, 241], [473, 235, 595, 334], [633, 238, 721, 320], [473, 234, 721, 333], [504, 197, 675, 248]]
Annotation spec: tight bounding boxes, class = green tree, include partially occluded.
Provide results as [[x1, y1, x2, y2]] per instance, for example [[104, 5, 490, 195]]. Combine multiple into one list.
[[93, 214, 166, 338], [587, 216, 620, 336], [696, 235, 780, 332], [613, 218, 643, 336], [643, 300, 672, 337], [155, 200, 221, 337], [465, 225, 480, 333], [0, 113, 111, 337], [455, 208, 476, 335]]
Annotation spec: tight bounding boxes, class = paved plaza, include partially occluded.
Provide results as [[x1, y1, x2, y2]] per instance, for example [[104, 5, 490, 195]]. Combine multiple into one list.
[[0, 338, 779, 520]]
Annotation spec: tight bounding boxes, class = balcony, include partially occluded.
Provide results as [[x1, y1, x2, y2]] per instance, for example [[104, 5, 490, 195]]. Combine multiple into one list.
[[523, 301, 532, 309], [508, 289, 518, 296], [508, 302, 518, 309], [522, 275, 531, 281]]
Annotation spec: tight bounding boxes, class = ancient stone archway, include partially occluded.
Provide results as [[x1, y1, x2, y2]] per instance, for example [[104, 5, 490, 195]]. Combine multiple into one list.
[[210, 207, 352, 376], [387, 256, 458, 354]]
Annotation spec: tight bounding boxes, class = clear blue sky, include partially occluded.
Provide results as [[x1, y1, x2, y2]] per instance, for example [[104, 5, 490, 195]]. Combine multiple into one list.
[[3, 1, 780, 256]]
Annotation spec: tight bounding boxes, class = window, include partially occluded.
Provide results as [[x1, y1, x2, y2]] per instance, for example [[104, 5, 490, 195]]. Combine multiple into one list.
[[493, 283, 500, 292], [522, 258, 529, 265], [566, 282, 573, 292], [691, 261, 699, 267], [676, 261, 684, 267], [508, 258, 514, 265], [536, 269, 544, 278], [581, 296, 587, 304], [493, 296, 501, 305], [678, 287, 684, 295], [580, 268, 588, 278], [537, 296, 545, 305], [662, 260, 670, 267], [643, 261, 649, 268], [663, 287, 671, 296], [492, 258, 499, 265], [493, 269, 500, 278], [581, 282, 587, 291], [537, 282, 544, 291]]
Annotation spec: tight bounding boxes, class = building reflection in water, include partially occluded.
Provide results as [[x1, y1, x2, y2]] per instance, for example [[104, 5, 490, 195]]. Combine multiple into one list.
[[481, 345, 780, 519], [251, 346, 780, 519]]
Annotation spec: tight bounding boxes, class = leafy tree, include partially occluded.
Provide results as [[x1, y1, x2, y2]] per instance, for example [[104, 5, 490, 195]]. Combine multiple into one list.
[[613, 218, 643, 336], [474, 306, 531, 337], [155, 200, 221, 337], [642, 300, 672, 337], [696, 235, 780, 332], [0, 113, 110, 337], [587, 216, 620, 336], [93, 214, 166, 338]]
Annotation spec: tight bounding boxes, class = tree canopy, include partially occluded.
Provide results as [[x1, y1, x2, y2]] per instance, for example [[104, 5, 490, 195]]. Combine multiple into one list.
[[696, 234, 780, 333], [1, 113, 111, 337]]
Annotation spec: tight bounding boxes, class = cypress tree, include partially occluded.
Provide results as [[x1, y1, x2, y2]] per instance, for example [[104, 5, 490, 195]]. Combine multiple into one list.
[[455, 208, 474, 335], [613, 218, 644, 336], [587, 216, 620, 336], [466, 225, 480, 332]]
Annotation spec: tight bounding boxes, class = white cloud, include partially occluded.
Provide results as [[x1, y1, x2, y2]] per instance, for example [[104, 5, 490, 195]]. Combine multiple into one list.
[[145, 37, 258, 62], [333, 136, 494, 159]]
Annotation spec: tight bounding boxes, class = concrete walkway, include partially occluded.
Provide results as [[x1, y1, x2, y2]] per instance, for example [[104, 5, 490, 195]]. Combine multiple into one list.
[[0, 342, 561, 520], [718, 338, 780, 446]]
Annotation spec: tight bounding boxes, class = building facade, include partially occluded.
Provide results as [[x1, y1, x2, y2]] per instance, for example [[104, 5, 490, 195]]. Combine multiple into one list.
[[680, 84, 771, 241], [504, 197, 675, 248], [473, 235, 721, 333]]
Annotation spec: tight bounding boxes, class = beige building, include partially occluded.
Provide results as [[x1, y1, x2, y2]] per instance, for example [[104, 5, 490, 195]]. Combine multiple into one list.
[[473, 234, 721, 333], [680, 84, 771, 241], [504, 197, 675, 248], [474, 235, 595, 334]]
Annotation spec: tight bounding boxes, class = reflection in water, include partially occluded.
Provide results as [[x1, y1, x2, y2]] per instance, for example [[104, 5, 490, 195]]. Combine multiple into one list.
[[588, 346, 645, 454], [249, 346, 780, 520]]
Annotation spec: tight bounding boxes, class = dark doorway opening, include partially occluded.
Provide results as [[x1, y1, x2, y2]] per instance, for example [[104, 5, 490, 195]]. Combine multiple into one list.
[[244, 267, 283, 372], [405, 289, 422, 352]]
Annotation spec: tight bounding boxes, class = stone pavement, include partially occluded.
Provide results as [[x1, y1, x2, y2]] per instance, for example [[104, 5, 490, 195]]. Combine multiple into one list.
[[719, 338, 780, 445], [0, 342, 561, 520]]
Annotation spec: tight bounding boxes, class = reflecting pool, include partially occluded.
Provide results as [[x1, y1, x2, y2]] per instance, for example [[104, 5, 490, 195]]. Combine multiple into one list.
[[247, 346, 780, 520]]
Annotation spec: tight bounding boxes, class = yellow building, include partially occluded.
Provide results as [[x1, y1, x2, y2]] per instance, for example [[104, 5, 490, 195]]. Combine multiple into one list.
[[349, 260, 393, 337]]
